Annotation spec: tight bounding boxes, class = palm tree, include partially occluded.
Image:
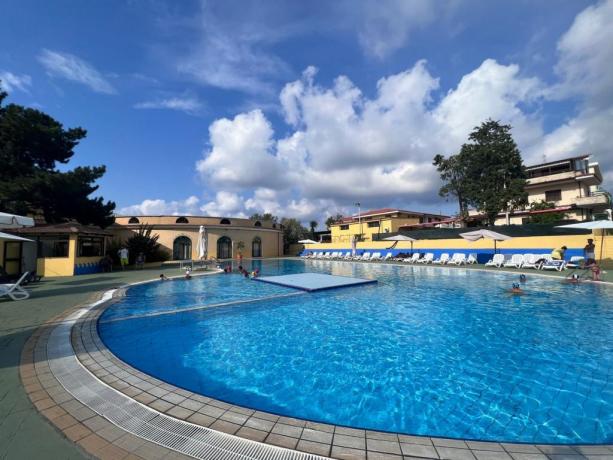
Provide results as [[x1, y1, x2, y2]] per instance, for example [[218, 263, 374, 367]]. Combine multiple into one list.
[[309, 220, 318, 238]]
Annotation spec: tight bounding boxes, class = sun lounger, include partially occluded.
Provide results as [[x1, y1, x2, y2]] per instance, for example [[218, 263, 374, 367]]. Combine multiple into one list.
[[405, 253, 421, 263], [382, 253, 393, 261], [566, 256, 584, 269], [369, 252, 382, 261], [358, 252, 372, 261], [419, 253, 434, 264], [0, 272, 30, 301], [521, 254, 539, 269], [503, 254, 524, 268], [343, 252, 353, 260], [485, 253, 505, 268], [433, 253, 450, 264], [541, 259, 566, 271], [467, 253, 478, 264], [449, 253, 466, 265]]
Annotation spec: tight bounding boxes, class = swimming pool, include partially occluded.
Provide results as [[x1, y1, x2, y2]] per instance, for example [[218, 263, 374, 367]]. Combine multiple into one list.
[[99, 259, 613, 444]]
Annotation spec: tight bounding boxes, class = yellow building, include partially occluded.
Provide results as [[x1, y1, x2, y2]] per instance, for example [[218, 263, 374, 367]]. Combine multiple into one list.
[[112, 215, 284, 260], [5, 222, 112, 277], [329, 208, 449, 244], [493, 155, 609, 225]]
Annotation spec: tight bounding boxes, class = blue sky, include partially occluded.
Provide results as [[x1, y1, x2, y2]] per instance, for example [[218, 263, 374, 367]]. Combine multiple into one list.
[[1, 0, 612, 224]]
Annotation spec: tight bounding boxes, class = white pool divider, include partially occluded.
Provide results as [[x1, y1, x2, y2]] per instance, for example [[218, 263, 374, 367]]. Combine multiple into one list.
[[47, 290, 328, 460]]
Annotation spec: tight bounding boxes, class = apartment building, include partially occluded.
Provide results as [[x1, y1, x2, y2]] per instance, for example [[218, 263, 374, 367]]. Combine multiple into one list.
[[329, 208, 448, 243], [495, 155, 609, 225]]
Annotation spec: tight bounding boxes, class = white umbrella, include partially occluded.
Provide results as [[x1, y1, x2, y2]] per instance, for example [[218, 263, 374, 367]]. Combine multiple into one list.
[[197, 226, 207, 259], [0, 212, 34, 229], [384, 234, 417, 252], [0, 231, 33, 242], [460, 229, 512, 253], [556, 220, 613, 261], [298, 239, 318, 244]]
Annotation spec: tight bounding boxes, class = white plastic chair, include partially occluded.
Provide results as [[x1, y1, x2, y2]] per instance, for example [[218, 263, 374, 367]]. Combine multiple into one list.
[[467, 253, 478, 264], [0, 272, 30, 301], [485, 254, 505, 268], [419, 253, 434, 264], [449, 253, 466, 265], [503, 254, 524, 268], [433, 253, 450, 264]]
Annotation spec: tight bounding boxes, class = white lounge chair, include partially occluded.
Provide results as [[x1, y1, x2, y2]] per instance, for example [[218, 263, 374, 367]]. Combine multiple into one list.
[[382, 253, 393, 262], [0, 272, 30, 301], [542, 258, 566, 271], [521, 254, 539, 269], [566, 256, 584, 269], [503, 254, 524, 268], [343, 252, 353, 260], [433, 253, 450, 264], [358, 252, 371, 261], [369, 252, 382, 261], [449, 253, 466, 265], [405, 253, 421, 263], [485, 254, 505, 268], [419, 253, 434, 264], [467, 253, 478, 264]]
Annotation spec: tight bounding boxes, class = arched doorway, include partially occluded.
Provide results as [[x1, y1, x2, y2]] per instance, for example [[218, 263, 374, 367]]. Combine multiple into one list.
[[252, 237, 262, 258], [173, 236, 192, 260], [217, 236, 232, 259]]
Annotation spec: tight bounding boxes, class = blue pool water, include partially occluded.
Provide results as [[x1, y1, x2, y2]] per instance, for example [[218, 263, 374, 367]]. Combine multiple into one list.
[[99, 259, 613, 444]]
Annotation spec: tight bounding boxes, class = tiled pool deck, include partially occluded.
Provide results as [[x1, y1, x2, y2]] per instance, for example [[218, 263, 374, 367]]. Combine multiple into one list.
[[9, 262, 613, 459]]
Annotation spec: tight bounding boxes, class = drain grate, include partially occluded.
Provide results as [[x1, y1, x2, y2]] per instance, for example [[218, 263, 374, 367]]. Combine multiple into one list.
[[47, 290, 327, 460]]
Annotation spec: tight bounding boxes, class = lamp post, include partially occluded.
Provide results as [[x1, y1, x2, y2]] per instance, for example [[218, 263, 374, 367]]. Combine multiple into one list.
[[355, 202, 361, 241]]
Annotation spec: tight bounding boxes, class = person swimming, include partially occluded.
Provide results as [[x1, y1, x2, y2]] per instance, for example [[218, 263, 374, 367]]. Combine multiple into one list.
[[565, 273, 581, 283], [510, 283, 524, 294], [159, 274, 169, 281], [519, 274, 527, 283], [185, 268, 192, 280]]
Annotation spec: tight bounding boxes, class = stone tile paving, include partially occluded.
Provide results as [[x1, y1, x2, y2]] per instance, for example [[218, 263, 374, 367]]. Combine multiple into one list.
[[19, 274, 613, 460]]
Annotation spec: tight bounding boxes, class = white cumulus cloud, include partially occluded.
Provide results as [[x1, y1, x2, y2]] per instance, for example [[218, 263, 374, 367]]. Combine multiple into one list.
[[119, 196, 200, 215], [38, 49, 116, 94]]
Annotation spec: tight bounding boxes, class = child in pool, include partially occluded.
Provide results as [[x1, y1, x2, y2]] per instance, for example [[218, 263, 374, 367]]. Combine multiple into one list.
[[510, 283, 524, 295]]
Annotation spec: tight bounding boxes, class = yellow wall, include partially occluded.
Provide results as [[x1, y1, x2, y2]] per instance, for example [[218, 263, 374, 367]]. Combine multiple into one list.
[[36, 235, 77, 277], [112, 226, 283, 260], [331, 217, 423, 243]]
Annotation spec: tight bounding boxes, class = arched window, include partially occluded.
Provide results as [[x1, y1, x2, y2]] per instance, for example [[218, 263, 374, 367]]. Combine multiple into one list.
[[176, 217, 189, 224], [128, 217, 140, 224], [254, 221, 262, 227], [252, 237, 262, 258], [173, 236, 192, 260], [220, 218, 231, 225], [217, 236, 232, 259]]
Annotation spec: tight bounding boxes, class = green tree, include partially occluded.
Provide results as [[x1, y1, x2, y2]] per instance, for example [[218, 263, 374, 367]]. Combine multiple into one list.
[[309, 220, 318, 238], [280, 217, 308, 251], [123, 225, 169, 263], [527, 200, 568, 224], [325, 214, 343, 228], [0, 87, 115, 227], [434, 120, 527, 225], [249, 213, 278, 224], [433, 154, 469, 218]]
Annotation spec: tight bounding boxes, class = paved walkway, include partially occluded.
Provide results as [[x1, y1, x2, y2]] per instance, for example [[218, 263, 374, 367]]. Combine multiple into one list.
[[0, 268, 175, 459], [0, 262, 610, 459]]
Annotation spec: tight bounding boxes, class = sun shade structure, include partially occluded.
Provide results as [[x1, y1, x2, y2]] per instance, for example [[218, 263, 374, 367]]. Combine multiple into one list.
[[0, 231, 33, 242], [0, 212, 34, 229], [298, 239, 318, 244], [556, 220, 613, 261], [384, 234, 417, 251], [460, 229, 512, 253], [197, 226, 207, 259]]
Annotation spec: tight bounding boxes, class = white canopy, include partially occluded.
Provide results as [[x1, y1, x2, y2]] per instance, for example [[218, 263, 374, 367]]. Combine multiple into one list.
[[460, 229, 512, 242], [197, 226, 207, 259], [0, 212, 34, 229], [460, 229, 512, 253], [383, 235, 416, 242], [556, 220, 613, 230], [556, 220, 613, 261], [298, 239, 318, 244], [0, 231, 33, 242]]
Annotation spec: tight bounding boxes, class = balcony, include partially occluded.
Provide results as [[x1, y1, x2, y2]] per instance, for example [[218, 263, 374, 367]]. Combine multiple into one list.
[[574, 193, 609, 209]]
